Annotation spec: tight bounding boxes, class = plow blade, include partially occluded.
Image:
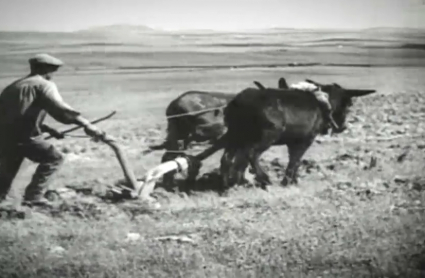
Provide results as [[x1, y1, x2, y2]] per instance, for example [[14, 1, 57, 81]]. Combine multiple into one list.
[[109, 157, 190, 200], [100, 134, 190, 206]]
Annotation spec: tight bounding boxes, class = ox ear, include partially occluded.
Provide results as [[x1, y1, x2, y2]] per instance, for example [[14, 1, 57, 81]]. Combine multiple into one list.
[[278, 77, 289, 89], [253, 81, 266, 90], [345, 89, 376, 97]]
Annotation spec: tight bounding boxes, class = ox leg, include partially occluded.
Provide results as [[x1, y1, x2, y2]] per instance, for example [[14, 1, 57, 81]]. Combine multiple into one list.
[[234, 148, 250, 186], [220, 147, 238, 194], [220, 145, 251, 194], [220, 147, 234, 193], [248, 150, 271, 190], [281, 140, 313, 186], [248, 130, 280, 189]]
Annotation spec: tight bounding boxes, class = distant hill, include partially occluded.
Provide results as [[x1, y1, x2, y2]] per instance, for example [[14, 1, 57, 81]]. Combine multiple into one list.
[[361, 27, 425, 34], [76, 24, 162, 34]]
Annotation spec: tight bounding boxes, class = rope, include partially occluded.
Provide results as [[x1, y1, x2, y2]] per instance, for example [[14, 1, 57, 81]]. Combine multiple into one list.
[[64, 134, 90, 138], [141, 133, 423, 158], [165, 105, 227, 119], [160, 150, 188, 154], [196, 121, 224, 127]]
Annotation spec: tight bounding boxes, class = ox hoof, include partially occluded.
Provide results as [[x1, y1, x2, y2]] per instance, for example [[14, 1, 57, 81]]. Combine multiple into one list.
[[218, 189, 231, 197], [178, 192, 190, 199], [254, 176, 271, 188], [253, 180, 268, 191], [281, 178, 298, 187], [280, 178, 291, 187], [260, 184, 269, 191]]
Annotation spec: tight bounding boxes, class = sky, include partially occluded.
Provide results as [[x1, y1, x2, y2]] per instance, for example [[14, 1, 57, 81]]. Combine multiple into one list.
[[0, 0, 424, 32]]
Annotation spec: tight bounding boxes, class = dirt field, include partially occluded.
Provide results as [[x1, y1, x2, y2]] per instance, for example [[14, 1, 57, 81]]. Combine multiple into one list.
[[0, 29, 424, 277]]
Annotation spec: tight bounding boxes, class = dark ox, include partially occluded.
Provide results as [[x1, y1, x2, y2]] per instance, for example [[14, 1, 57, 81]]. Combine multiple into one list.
[[145, 78, 289, 191], [192, 79, 376, 192]]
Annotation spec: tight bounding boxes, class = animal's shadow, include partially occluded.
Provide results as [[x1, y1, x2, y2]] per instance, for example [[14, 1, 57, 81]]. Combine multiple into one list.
[[156, 169, 229, 194], [155, 158, 322, 195]]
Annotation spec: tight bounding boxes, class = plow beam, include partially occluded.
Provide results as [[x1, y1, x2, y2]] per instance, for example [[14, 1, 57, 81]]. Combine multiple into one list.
[[136, 157, 189, 199]]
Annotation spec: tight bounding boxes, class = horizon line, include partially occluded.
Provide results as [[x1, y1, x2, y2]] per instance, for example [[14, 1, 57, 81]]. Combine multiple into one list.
[[0, 25, 424, 34]]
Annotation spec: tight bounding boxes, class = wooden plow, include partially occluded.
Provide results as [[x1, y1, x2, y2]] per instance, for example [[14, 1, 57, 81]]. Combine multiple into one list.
[[47, 111, 192, 209]]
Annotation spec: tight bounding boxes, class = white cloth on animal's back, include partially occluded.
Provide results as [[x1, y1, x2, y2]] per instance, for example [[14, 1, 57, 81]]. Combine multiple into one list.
[[289, 81, 318, 92], [289, 81, 330, 103], [0, 75, 80, 143]]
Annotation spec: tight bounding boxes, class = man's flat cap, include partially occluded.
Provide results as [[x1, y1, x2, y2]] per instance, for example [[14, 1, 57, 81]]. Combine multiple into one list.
[[29, 54, 64, 67]]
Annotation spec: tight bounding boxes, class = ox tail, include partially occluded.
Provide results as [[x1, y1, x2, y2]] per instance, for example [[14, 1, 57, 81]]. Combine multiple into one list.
[[194, 133, 228, 161], [143, 114, 185, 155]]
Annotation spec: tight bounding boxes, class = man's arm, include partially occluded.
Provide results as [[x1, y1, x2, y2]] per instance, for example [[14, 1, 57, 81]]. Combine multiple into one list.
[[38, 81, 83, 125], [38, 81, 104, 138]]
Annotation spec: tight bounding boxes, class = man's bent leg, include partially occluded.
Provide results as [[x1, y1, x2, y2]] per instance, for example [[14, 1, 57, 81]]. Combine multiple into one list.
[[0, 152, 24, 202], [19, 139, 65, 202]]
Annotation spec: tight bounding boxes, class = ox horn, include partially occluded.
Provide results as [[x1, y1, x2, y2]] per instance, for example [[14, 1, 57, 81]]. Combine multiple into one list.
[[305, 79, 322, 86], [253, 81, 266, 90], [345, 89, 376, 97]]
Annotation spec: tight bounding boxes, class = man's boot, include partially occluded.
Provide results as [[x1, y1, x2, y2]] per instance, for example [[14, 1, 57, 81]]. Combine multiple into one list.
[[22, 185, 52, 208], [22, 162, 63, 208]]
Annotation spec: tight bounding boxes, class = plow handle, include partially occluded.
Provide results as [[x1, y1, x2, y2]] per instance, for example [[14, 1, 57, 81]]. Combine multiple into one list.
[[45, 111, 117, 140], [98, 134, 140, 192]]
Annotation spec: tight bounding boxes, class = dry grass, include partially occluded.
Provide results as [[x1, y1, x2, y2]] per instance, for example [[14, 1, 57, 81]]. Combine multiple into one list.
[[0, 31, 424, 277]]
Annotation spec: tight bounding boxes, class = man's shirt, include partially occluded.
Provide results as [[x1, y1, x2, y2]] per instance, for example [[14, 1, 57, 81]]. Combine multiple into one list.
[[0, 75, 80, 145]]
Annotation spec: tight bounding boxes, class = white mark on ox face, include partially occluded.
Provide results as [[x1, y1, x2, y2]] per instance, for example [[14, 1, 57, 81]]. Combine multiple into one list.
[[192, 95, 207, 109]]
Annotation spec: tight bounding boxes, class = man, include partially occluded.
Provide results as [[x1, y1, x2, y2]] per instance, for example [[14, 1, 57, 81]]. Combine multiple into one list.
[[0, 53, 105, 207]]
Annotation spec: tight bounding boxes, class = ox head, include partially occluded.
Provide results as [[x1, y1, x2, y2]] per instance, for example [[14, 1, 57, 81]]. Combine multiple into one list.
[[305, 79, 376, 134]]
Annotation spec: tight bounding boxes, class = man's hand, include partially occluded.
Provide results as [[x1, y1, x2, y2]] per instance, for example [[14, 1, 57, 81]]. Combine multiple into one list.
[[83, 124, 105, 141], [74, 115, 106, 141], [49, 128, 65, 139], [41, 124, 65, 139]]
